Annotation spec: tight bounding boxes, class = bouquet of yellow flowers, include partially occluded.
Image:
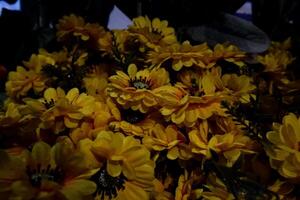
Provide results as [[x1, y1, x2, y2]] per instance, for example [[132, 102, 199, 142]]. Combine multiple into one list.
[[1, 14, 300, 200]]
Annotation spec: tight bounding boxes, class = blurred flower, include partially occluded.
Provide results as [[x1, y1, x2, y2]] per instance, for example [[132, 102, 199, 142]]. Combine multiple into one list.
[[56, 14, 86, 41], [70, 101, 116, 143], [56, 14, 109, 50], [83, 64, 109, 102], [0, 102, 22, 126], [256, 53, 294, 75], [23, 53, 55, 73], [6, 66, 47, 99], [266, 113, 300, 179], [128, 16, 177, 51]]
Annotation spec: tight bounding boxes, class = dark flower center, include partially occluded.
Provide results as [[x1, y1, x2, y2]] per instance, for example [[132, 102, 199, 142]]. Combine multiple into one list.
[[155, 150, 183, 184], [26, 164, 63, 187], [129, 77, 152, 89], [91, 167, 126, 200], [121, 108, 146, 124], [43, 99, 55, 109]]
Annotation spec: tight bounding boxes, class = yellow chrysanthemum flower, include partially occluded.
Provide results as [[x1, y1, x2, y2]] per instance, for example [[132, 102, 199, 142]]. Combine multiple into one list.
[[206, 43, 246, 67], [256, 53, 294, 75], [107, 63, 170, 113], [221, 74, 256, 103], [56, 14, 108, 50], [6, 66, 47, 98], [38, 48, 69, 64], [0, 140, 97, 200], [155, 85, 225, 127], [80, 131, 155, 200], [256, 38, 294, 84], [143, 124, 191, 160], [148, 41, 213, 71], [70, 100, 116, 143], [91, 131, 151, 178], [178, 68, 223, 97], [83, 64, 109, 102], [128, 16, 177, 51], [25, 87, 95, 134], [23, 52, 55, 73], [0, 101, 41, 147], [266, 113, 300, 179], [0, 102, 22, 126], [189, 120, 255, 166], [56, 14, 86, 40], [199, 67, 224, 95], [81, 23, 109, 49]]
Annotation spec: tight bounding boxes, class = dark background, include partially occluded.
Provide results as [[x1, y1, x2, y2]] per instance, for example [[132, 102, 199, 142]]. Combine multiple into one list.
[[0, 0, 299, 90]]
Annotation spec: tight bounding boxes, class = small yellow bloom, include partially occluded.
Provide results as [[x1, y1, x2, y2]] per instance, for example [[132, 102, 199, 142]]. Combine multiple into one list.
[[143, 124, 191, 160], [83, 64, 109, 102], [206, 43, 246, 67], [256, 38, 295, 86], [31, 87, 96, 134], [23, 52, 55, 73], [0, 102, 22, 126], [6, 66, 47, 99], [56, 14, 108, 50], [56, 14, 86, 40], [221, 74, 256, 103]]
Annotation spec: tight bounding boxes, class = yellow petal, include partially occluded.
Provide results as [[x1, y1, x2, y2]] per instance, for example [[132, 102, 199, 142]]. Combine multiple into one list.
[[127, 64, 138, 79], [31, 141, 52, 168], [61, 179, 97, 200], [107, 161, 122, 177], [44, 88, 57, 102]]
